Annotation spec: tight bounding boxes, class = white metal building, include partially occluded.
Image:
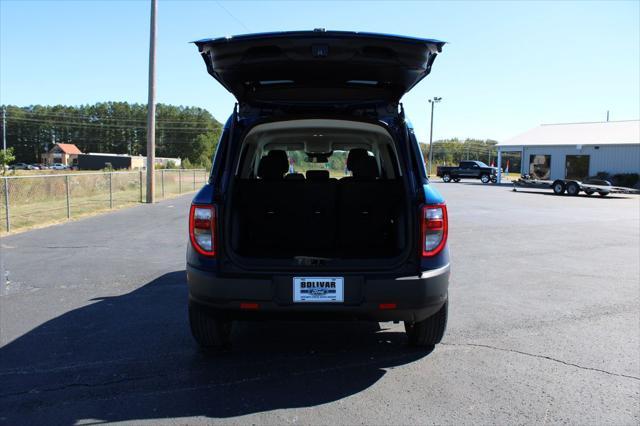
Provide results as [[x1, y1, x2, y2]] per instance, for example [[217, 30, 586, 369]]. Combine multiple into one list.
[[497, 120, 640, 182]]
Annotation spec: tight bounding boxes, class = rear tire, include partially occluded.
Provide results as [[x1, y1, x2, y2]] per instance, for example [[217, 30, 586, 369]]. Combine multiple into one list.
[[552, 180, 566, 195], [405, 301, 448, 348], [453, 178, 461, 183], [442, 173, 451, 183], [566, 181, 580, 196], [585, 190, 594, 196], [189, 302, 232, 350], [480, 174, 490, 184], [598, 191, 609, 197]]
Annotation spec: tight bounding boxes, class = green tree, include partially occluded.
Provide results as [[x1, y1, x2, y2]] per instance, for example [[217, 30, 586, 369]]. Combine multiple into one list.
[[0, 102, 223, 165], [0, 147, 15, 174]]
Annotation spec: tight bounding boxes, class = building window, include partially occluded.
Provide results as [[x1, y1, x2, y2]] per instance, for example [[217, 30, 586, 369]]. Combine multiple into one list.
[[529, 154, 551, 180], [565, 155, 590, 180]]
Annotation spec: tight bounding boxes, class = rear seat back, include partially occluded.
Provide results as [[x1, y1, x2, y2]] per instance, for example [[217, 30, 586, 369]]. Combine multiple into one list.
[[236, 150, 401, 257], [284, 173, 304, 180], [236, 150, 335, 255], [306, 170, 330, 181], [301, 175, 337, 252], [237, 151, 296, 254], [338, 156, 402, 256]]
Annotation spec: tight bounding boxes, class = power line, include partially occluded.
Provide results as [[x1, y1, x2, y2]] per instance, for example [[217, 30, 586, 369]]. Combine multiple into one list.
[[5, 111, 220, 126], [3, 136, 217, 146], [214, 0, 251, 32], [8, 117, 217, 132]]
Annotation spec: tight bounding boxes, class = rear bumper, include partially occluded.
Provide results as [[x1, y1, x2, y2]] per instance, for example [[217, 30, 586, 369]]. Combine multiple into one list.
[[187, 264, 449, 322]]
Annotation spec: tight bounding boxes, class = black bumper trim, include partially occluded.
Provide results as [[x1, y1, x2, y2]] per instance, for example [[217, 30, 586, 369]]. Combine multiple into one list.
[[187, 264, 449, 322]]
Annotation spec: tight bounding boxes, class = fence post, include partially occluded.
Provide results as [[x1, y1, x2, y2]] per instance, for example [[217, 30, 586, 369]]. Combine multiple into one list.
[[161, 169, 165, 199], [179, 169, 182, 194], [139, 170, 143, 202], [3, 178, 10, 232], [65, 175, 71, 219], [193, 170, 196, 190], [109, 172, 113, 209]]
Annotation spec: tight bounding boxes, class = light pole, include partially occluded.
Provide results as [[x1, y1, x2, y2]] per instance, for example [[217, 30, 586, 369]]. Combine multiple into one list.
[[145, 0, 157, 203], [428, 97, 442, 176]]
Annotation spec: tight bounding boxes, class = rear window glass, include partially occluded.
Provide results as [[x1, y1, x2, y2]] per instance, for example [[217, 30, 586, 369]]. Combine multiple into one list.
[[284, 150, 353, 178]]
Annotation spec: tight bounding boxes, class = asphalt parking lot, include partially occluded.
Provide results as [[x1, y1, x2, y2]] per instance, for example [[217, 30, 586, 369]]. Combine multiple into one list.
[[1, 181, 638, 425]]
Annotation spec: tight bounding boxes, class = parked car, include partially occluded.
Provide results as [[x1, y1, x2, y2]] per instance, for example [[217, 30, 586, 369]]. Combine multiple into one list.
[[8, 162, 30, 170], [50, 163, 68, 170], [436, 160, 498, 183], [186, 31, 450, 350]]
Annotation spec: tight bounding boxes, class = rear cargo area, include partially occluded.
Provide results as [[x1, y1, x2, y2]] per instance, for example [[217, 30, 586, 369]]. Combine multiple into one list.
[[227, 119, 411, 261], [232, 175, 405, 258]]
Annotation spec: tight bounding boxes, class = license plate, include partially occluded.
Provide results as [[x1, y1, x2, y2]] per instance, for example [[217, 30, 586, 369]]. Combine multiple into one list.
[[293, 277, 344, 303]]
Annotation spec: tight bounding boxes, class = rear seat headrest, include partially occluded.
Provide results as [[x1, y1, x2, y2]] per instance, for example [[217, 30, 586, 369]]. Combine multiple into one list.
[[351, 156, 379, 179], [258, 150, 289, 180], [346, 148, 369, 171], [306, 170, 330, 181], [267, 150, 289, 169]]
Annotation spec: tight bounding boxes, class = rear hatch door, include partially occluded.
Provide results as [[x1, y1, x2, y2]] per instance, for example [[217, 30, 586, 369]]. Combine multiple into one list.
[[194, 30, 444, 105]]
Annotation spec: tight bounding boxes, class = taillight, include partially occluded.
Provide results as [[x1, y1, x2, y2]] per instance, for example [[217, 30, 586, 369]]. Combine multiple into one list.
[[189, 204, 216, 256], [421, 204, 448, 257]]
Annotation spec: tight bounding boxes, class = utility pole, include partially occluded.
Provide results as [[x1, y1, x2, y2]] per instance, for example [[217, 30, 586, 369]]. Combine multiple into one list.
[[145, 0, 157, 203], [606, 110, 610, 122], [2, 106, 6, 152], [1, 106, 6, 313], [428, 97, 442, 177]]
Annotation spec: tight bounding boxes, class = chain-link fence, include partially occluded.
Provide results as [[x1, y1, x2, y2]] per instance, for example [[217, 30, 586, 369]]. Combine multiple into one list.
[[0, 169, 209, 233]]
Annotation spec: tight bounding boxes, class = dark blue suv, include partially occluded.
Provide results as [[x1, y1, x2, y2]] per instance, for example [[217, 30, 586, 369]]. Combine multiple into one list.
[[187, 30, 449, 350]]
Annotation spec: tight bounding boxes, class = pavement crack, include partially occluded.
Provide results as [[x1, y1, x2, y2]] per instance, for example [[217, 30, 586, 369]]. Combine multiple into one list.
[[0, 374, 160, 399], [45, 245, 97, 249], [442, 342, 640, 381], [0, 353, 410, 404]]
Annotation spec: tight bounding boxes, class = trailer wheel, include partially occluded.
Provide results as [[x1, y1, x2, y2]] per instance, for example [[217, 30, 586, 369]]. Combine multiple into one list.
[[442, 173, 451, 183], [480, 174, 490, 184], [566, 182, 580, 196], [552, 180, 566, 195], [598, 191, 609, 197]]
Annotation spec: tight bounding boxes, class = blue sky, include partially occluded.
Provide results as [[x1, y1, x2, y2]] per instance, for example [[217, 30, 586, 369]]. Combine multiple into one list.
[[1, 0, 638, 142]]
